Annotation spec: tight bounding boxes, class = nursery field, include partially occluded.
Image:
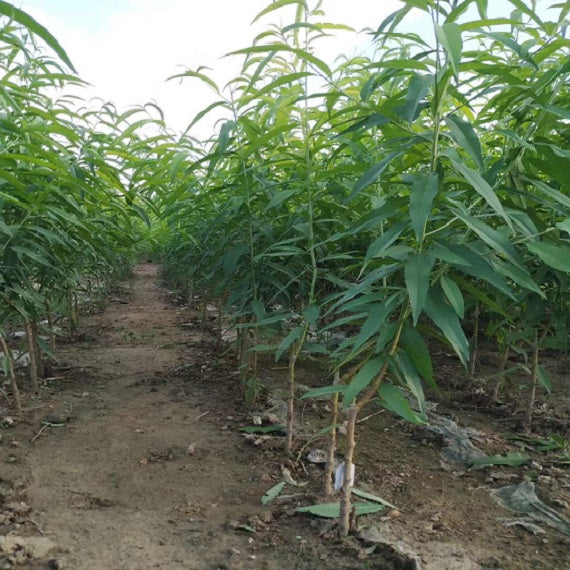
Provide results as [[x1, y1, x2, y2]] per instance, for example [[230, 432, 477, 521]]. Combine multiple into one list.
[[1, 0, 570, 568], [0, 264, 568, 569]]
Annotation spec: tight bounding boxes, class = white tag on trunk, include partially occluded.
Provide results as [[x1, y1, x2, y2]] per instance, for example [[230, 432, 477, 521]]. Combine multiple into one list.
[[334, 461, 355, 490]]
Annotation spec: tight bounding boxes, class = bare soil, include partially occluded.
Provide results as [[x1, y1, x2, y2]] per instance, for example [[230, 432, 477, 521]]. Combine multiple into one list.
[[1, 264, 569, 569]]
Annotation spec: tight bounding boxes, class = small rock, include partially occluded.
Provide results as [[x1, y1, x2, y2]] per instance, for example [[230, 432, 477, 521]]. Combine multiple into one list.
[[187, 444, 197, 456], [0, 535, 58, 559], [307, 449, 328, 464]]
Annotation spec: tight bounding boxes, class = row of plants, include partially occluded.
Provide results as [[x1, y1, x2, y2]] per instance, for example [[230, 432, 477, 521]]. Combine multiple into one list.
[[156, 0, 570, 535], [0, 4, 167, 410]]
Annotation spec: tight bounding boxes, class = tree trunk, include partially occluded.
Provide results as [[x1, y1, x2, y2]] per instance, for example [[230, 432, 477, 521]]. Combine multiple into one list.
[[0, 335, 21, 414], [324, 369, 340, 496], [524, 339, 539, 434], [45, 299, 56, 352], [24, 319, 39, 390], [339, 405, 358, 537], [491, 344, 510, 402], [31, 320, 44, 378], [286, 343, 297, 455], [469, 302, 479, 384]]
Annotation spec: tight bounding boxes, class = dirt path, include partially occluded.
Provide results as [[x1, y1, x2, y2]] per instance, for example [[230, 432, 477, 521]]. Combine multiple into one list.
[[17, 265, 323, 569]]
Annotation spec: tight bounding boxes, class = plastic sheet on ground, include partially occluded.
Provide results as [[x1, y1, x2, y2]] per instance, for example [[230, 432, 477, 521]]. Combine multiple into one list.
[[490, 480, 570, 536], [360, 524, 485, 570], [423, 414, 487, 465]]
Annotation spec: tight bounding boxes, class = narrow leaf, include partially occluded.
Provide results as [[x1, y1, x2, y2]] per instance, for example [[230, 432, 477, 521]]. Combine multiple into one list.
[[424, 286, 469, 365], [296, 502, 384, 518], [0, 1, 76, 71], [440, 275, 464, 318], [378, 384, 427, 424], [449, 158, 510, 226], [405, 252, 435, 325], [400, 326, 435, 389], [435, 23, 462, 77], [410, 172, 438, 243], [365, 222, 407, 262], [402, 74, 431, 123], [301, 385, 347, 400], [445, 115, 483, 169], [351, 488, 395, 509], [343, 357, 384, 408], [537, 365, 552, 394], [527, 242, 570, 273], [349, 152, 401, 201], [261, 482, 286, 505]]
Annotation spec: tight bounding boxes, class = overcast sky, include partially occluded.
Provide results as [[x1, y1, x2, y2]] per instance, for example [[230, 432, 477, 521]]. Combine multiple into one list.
[[18, 0, 406, 135], [17, 0, 554, 137]]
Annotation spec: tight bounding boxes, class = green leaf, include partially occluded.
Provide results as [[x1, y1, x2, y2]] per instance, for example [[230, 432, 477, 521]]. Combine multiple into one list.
[[351, 488, 395, 509], [490, 259, 544, 298], [301, 385, 347, 400], [276, 326, 303, 361], [167, 69, 220, 94], [343, 357, 384, 409], [445, 115, 483, 170], [349, 152, 401, 201], [435, 23, 462, 76], [394, 352, 427, 419], [349, 296, 401, 354], [239, 425, 285, 434], [556, 219, 570, 236], [410, 172, 438, 243], [252, 0, 304, 23], [405, 252, 435, 325], [440, 275, 464, 318], [365, 222, 407, 263], [537, 365, 552, 394], [378, 383, 427, 425], [453, 209, 523, 269], [469, 452, 529, 468], [448, 158, 510, 226], [400, 326, 435, 390], [526, 242, 570, 273], [261, 482, 286, 505], [229, 44, 331, 77], [440, 243, 514, 299], [302, 304, 320, 325], [0, 1, 76, 71], [424, 286, 469, 366], [402, 73, 431, 123], [296, 502, 384, 518], [223, 244, 249, 275], [267, 189, 296, 209]]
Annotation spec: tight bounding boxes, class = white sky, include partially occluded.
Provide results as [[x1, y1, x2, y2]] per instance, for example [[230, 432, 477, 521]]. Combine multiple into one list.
[[17, 0, 555, 137], [18, 0, 405, 135]]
